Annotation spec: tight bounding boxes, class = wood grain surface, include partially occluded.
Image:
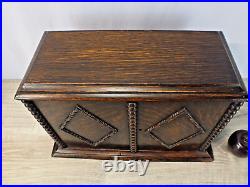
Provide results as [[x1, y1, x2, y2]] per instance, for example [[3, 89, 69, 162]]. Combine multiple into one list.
[[15, 31, 247, 101], [3, 80, 248, 184]]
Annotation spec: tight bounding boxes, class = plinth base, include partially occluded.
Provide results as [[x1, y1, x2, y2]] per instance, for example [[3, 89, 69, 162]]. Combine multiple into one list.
[[52, 143, 214, 162]]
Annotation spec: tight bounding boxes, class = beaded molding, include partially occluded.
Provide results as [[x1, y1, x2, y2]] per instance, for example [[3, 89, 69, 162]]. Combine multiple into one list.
[[21, 100, 67, 148], [128, 102, 137, 153], [145, 107, 205, 149], [60, 104, 118, 147], [199, 101, 244, 151]]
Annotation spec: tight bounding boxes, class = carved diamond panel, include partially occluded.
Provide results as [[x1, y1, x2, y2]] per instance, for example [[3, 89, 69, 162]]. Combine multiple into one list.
[[60, 105, 118, 147], [145, 107, 205, 149]]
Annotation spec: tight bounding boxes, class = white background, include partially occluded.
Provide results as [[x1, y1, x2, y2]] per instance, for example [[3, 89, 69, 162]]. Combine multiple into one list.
[[3, 2, 248, 79]]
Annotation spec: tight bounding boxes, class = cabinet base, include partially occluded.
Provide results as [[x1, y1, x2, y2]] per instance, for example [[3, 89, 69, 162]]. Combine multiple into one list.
[[52, 143, 214, 162]]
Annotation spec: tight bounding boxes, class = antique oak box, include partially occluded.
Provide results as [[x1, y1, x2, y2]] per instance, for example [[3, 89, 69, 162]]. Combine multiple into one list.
[[15, 31, 247, 162]]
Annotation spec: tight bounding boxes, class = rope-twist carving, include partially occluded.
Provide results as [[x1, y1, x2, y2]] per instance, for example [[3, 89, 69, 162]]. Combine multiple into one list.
[[199, 101, 244, 151], [128, 103, 137, 153], [21, 100, 67, 148]]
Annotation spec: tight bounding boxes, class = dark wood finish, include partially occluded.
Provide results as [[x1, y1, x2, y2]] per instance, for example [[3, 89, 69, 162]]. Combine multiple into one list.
[[128, 102, 137, 153], [21, 100, 67, 148], [15, 31, 247, 101], [52, 143, 214, 162], [60, 104, 118, 147], [145, 107, 206, 149], [228, 130, 248, 157], [200, 101, 244, 151], [15, 31, 247, 162]]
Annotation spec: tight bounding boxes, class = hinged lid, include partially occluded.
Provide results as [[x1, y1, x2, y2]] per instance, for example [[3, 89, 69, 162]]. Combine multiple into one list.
[[15, 30, 247, 101]]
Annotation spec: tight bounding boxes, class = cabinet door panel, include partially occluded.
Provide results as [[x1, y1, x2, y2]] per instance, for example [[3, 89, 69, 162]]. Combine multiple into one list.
[[35, 101, 129, 149], [137, 100, 231, 150]]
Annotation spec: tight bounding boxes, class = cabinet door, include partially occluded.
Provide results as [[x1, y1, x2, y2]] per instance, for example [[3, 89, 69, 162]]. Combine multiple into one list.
[[137, 100, 231, 151], [35, 101, 130, 150]]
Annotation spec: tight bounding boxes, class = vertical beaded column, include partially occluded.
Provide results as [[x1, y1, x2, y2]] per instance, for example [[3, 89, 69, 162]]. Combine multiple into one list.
[[128, 102, 137, 153]]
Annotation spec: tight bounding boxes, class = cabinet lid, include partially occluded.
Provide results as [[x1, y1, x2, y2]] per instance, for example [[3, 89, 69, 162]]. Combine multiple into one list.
[[15, 30, 247, 101]]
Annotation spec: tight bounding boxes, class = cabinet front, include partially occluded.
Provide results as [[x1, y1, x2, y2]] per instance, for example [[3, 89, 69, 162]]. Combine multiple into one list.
[[34, 100, 233, 152]]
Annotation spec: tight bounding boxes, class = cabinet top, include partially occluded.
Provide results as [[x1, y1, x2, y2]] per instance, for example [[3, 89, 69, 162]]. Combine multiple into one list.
[[16, 30, 247, 100]]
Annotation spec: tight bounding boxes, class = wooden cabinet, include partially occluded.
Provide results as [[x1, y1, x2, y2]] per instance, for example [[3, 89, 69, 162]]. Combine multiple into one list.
[[15, 31, 247, 161]]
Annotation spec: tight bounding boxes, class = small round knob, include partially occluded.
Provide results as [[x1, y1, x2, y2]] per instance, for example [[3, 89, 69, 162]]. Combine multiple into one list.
[[228, 130, 248, 157]]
